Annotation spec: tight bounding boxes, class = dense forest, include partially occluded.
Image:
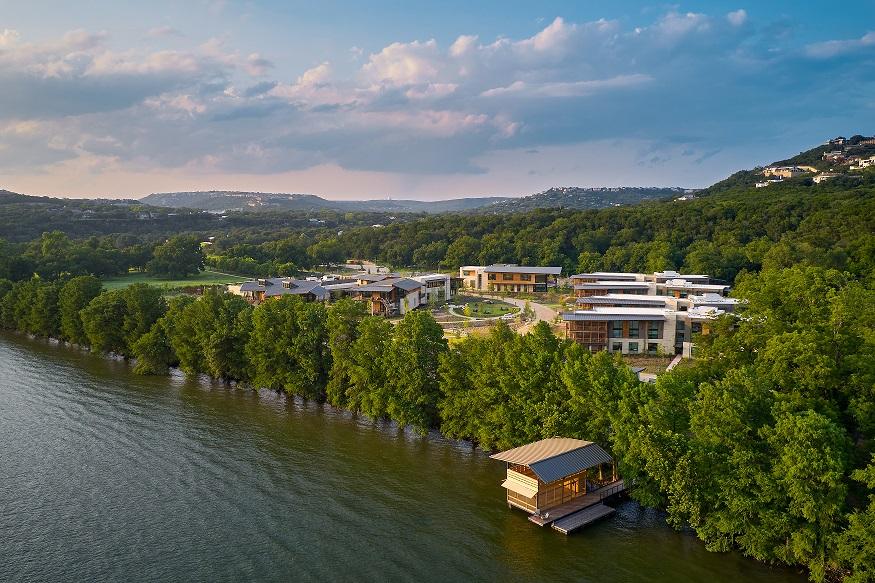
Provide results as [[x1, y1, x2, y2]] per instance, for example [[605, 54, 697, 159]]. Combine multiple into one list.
[[0, 155, 874, 580]]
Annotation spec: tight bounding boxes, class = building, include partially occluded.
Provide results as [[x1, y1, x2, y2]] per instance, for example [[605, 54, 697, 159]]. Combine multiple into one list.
[[411, 273, 453, 305], [460, 264, 562, 293], [565, 271, 734, 357], [813, 172, 842, 184], [850, 155, 875, 170], [231, 278, 333, 303], [822, 150, 846, 162], [762, 166, 810, 179], [571, 271, 729, 299], [756, 178, 784, 188], [347, 276, 423, 316], [490, 437, 625, 532]]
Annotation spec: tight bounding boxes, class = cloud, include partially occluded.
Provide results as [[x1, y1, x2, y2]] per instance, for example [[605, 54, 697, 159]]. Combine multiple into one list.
[[3, 9, 870, 193], [244, 52, 273, 77], [805, 31, 875, 59], [726, 9, 748, 27], [362, 39, 441, 85], [146, 26, 182, 38], [480, 74, 652, 98]]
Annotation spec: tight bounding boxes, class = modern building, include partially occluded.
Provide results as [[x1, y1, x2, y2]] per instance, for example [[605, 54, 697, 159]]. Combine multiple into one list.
[[490, 437, 625, 533], [571, 271, 729, 298], [460, 264, 562, 293], [411, 273, 453, 305], [564, 271, 734, 357], [230, 278, 334, 303], [347, 276, 423, 316]]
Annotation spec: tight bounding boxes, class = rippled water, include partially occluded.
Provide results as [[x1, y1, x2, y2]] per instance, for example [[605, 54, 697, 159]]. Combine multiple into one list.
[[0, 333, 804, 582]]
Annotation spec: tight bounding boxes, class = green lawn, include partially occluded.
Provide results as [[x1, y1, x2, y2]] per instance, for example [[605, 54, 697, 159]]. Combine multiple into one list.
[[101, 270, 248, 291], [453, 295, 519, 317]]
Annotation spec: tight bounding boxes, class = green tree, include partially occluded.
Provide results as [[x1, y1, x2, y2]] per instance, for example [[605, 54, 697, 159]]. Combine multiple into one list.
[[247, 297, 329, 398], [59, 275, 103, 345], [325, 299, 368, 407], [81, 290, 129, 355], [347, 316, 393, 418], [382, 310, 448, 432], [147, 235, 204, 279]]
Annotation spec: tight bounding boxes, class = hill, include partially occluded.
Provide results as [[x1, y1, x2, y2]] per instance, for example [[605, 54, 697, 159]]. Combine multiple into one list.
[[140, 187, 687, 214], [140, 190, 511, 213]]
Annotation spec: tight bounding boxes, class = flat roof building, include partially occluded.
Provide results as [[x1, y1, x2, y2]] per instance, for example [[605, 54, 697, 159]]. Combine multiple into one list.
[[460, 264, 562, 293]]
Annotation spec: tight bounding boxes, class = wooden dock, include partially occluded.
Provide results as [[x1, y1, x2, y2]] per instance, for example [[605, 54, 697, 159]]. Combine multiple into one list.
[[527, 479, 626, 527], [551, 503, 616, 535]]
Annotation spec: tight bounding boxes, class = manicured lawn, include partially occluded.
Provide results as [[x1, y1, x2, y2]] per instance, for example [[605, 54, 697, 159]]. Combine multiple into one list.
[[101, 270, 248, 291], [452, 295, 520, 318]]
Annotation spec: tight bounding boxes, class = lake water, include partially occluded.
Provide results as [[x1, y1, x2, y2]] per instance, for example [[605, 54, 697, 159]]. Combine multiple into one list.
[[0, 333, 805, 582]]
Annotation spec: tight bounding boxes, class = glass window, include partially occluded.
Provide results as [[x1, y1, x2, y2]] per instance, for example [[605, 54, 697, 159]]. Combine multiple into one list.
[[610, 322, 623, 338], [628, 342, 638, 353], [612, 342, 622, 352], [502, 273, 514, 281], [628, 321, 639, 338], [488, 273, 496, 280], [648, 322, 660, 339], [519, 274, 532, 281], [692, 322, 702, 334], [648, 343, 658, 354]]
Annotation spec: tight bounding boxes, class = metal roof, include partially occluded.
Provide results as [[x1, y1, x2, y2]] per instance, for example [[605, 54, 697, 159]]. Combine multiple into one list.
[[481, 264, 562, 275], [490, 438, 614, 484], [562, 309, 667, 322], [574, 282, 651, 289]]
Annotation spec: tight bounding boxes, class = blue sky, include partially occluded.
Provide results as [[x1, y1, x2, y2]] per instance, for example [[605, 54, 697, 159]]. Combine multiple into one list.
[[1, 1, 873, 199]]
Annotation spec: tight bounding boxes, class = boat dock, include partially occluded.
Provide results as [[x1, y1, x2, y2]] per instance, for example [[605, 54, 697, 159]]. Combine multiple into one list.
[[551, 503, 616, 534], [528, 479, 626, 532]]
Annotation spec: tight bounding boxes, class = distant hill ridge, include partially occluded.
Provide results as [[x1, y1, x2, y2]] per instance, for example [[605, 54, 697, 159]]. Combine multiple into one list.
[[140, 186, 689, 214]]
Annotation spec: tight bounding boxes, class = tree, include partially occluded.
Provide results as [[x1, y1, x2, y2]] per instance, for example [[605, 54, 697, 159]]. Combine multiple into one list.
[[347, 316, 393, 418], [442, 235, 481, 269], [382, 310, 448, 432], [247, 297, 329, 398], [326, 299, 368, 407], [59, 275, 102, 345], [132, 295, 194, 375], [836, 456, 875, 582], [121, 283, 166, 351], [81, 290, 129, 355], [147, 235, 204, 279]]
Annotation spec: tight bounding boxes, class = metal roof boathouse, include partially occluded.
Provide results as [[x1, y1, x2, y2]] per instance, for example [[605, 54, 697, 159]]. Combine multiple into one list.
[[490, 437, 627, 534]]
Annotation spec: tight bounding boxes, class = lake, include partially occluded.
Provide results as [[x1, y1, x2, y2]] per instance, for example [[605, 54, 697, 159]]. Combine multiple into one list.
[[0, 333, 804, 582]]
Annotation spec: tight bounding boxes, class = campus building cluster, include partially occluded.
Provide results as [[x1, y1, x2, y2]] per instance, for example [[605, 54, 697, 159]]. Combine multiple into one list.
[[229, 272, 455, 316], [562, 271, 737, 358]]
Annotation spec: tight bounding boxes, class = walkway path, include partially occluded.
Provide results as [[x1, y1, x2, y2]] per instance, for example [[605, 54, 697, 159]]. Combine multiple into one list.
[[475, 294, 559, 334]]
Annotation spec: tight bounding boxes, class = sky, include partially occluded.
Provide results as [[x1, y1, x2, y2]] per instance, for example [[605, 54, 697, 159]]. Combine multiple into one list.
[[0, 1, 873, 200]]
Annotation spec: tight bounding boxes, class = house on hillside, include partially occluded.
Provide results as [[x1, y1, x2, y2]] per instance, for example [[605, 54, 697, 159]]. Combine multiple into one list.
[[813, 173, 842, 184], [762, 166, 810, 179], [460, 264, 562, 293]]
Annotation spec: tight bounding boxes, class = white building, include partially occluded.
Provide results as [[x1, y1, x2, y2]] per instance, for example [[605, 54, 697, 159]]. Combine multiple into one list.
[[412, 273, 453, 304]]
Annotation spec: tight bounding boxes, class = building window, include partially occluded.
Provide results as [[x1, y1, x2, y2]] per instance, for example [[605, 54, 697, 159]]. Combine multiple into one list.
[[502, 273, 514, 281], [519, 274, 531, 281], [612, 342, 622, 352], [462, 270, 472, 276], [691, 322, 702, 334], [628, 342, 638, 353], [648, 343, 658, 354], [488, 273, 496, 281], [628, 321, 639, 338], [610, 322, 623, 338], [648, 322, 660, 339]]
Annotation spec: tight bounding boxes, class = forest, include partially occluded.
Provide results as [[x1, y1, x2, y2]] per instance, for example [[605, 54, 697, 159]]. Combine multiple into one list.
[[0, 163, 873, 581]]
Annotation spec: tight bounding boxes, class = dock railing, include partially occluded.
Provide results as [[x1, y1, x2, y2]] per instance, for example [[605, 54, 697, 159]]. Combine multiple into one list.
[[598, 480, 626, 502]]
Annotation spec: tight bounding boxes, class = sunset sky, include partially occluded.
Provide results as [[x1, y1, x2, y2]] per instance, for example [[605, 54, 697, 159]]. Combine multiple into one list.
[[1, 1, 873, 200]]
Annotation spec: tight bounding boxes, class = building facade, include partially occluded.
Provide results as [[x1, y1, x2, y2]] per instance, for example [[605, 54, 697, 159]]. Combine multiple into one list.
[[460, 264, 562, 293]]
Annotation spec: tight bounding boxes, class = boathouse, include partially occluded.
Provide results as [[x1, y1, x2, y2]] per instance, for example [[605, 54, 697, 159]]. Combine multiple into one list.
[[490, 437, 625, 533]]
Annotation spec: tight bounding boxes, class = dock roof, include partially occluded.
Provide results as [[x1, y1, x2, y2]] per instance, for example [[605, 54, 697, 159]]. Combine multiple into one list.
[[491, 438, 614, 484]]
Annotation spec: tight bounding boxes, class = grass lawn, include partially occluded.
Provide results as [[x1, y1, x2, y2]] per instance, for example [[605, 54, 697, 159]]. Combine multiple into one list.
[[452, 295, 519, 318], [101, 270, 248, 291], [621, 355, 676, 375]]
